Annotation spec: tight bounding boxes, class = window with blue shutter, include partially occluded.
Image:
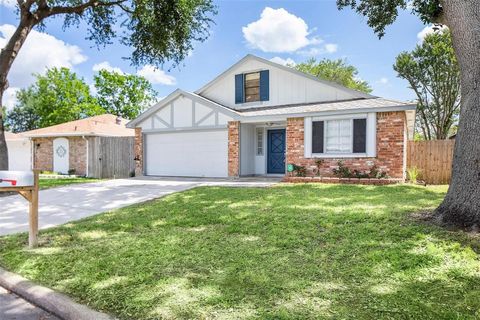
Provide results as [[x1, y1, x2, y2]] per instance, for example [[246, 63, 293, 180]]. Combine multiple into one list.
[[353, 119, 367, 153], [259, 70, 269, 101], [312, 121, 324, 153], [235, 74, 244, 104]]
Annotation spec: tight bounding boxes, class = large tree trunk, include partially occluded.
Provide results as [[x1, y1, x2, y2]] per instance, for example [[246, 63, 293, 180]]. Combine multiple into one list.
[[0, 14, 35, 170], [435, 0, 480, 229]]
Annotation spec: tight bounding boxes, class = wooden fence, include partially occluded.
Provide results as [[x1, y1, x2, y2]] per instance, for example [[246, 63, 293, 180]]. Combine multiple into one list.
[[88, 136, 135, 179], [406, 140, 455, 184]]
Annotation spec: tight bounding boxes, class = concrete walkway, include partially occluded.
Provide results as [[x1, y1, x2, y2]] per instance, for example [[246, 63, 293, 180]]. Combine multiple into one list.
[[0, 177, 280, 236], [0, 286, 59, 320]]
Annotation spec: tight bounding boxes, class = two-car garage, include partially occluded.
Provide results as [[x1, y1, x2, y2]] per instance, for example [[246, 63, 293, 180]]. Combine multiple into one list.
[[130, 90, 235, 178], [144, 130, 228, 178]]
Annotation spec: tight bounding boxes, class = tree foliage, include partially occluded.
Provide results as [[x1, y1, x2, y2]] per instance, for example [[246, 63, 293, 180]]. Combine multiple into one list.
[[6, 68, 102, 132], [94, 69, 157, 119], [294, 58, 372, 93], [336, 0, 442, 37], [394, 29, 460, 140]]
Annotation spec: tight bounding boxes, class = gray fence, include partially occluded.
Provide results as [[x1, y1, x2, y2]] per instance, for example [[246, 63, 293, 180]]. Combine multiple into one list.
[[88, 137, 135, 179]]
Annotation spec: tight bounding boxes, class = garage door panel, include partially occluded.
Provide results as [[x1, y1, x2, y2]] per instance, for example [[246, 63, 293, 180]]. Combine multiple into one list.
[[145, 130, 228, 177]]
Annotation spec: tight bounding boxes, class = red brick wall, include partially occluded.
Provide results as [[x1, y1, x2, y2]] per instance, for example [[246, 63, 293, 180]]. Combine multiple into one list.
[[33, 137, 87, 175], [134, 128, 143, 176], [228, 121, 240, 177], [286, 111, 406, 179]]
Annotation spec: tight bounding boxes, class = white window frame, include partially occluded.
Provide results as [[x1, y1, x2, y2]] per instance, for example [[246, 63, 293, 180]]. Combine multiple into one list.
[[256, 127, 264, 156], [304, 113, 376, 158]]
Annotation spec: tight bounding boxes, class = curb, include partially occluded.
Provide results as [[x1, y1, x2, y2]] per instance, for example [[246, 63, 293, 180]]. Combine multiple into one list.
[[0, 267, 115, 320]]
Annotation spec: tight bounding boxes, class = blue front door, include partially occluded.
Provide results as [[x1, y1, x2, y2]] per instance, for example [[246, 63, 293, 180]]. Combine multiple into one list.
[[267, 129, 286, 174]]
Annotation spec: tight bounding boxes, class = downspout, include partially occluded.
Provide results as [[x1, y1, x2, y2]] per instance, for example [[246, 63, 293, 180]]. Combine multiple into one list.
[[29, 138, 34, 170], [82, 136, 89, 177]]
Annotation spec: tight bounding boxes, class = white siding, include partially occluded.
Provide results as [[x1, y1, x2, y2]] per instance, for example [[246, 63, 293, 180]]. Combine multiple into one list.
[[137, 95, 233, 131], [200, 59, 359, 109], [240, 123, 255, 176]]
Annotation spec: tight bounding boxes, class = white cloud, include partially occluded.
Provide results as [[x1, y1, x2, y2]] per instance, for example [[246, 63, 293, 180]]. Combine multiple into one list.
[[0, 0, 16, 8], [324, 43, 338, 53], [92, 61, 124, 74], [417, 25, 448, 43], [379, 77, 389, 84], [2, 87, 19, 110], [242, 7, 320, 52], [136, 65, 176, 85], [269, 56, 296, 66], [0, 24, 87, 88], [298, 43, 338, 56]]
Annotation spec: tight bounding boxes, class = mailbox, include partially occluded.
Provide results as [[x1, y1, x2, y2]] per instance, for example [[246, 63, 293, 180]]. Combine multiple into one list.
[[0, 171, 34, 187]]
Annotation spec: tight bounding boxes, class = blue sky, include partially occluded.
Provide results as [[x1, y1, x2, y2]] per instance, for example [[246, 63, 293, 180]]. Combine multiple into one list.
[[1, 0, 433, 109]]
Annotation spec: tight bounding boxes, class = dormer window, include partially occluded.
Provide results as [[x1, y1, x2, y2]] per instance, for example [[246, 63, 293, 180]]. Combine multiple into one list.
[[245, 72, 260, 102], [235, 70, 269, 104]]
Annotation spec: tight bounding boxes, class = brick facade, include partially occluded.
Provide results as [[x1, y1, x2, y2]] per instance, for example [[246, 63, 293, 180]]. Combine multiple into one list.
[[285, 111, 406, 179], [134, 128, 143, 176], [228, 121, 240, 177], [33, 136, 87, 175]]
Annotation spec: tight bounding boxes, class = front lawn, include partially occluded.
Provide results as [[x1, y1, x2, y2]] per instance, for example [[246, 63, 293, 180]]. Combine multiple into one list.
[[0, 184, 479, 319], [39, 177, 102, 189]]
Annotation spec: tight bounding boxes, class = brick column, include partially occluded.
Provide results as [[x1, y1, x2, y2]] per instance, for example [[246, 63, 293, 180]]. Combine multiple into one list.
[[286, 118, 305, 172], [376, 111, 406, 179], [228, 121, 240, 178], [134, 127, 143, 176]]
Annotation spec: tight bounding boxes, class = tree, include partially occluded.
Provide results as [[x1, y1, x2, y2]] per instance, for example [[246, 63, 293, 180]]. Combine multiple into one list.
[[5, 88, 41, 132], [394, 30, 460, 140], [0, 0, 216, 169], [337, 0, 480, 228], [6, 67, 103, 130], [94, 69, 157, 119], [295, 58, 372, 93]]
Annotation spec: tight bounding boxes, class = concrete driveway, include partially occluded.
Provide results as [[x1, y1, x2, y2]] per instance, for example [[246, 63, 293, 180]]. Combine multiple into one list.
[[0, 177, 279, 236]]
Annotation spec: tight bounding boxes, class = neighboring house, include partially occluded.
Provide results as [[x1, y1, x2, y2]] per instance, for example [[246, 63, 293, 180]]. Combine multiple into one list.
[[128, 55, 416, 180], [5, 132, 32, 171], [22, 114, 134, 176]]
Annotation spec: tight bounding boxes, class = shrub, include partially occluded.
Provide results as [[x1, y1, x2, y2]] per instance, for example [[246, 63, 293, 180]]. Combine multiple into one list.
[[333, 161, 388, 179], [407, 166, 420, 183], [292, 164, 307, 177]]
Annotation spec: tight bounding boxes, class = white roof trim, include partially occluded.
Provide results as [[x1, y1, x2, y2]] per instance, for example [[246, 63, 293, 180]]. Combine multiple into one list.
[[194, 54, 375, 99], [24, 132, 133, 138], [126, 89, 241, 128], [238, 104, 416, 123]]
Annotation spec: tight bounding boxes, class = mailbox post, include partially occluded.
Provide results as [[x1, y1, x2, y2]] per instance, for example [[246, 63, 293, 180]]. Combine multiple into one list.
[[0, 170, 40, 248]]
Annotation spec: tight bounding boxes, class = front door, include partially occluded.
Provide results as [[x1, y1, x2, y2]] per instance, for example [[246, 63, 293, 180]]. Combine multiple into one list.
[[53, 138, 69, 174], [267, 129, 286, 174]]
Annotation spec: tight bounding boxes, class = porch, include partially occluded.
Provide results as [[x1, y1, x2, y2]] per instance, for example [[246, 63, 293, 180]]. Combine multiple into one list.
[[228, 121, 288, 177]]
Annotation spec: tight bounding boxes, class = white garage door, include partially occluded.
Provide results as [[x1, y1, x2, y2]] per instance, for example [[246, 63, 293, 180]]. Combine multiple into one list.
[[145, 130, 228, 177]]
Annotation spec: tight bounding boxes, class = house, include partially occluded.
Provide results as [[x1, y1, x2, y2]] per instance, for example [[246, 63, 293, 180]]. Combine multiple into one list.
[[22, 114, 135, 176], [127, 55, 416, 181], [5, 132, 32, 171]]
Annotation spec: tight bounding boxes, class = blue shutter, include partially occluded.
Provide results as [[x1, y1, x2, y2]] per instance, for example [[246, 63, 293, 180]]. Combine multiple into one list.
[[235, 74, 244, 104], [259, 70, 269, 101]]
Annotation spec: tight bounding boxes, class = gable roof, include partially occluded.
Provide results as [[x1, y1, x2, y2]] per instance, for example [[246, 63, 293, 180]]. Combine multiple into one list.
[[22, 114, 134, 138], [126, 89, 241, 128], [195, 54, 374, 99]]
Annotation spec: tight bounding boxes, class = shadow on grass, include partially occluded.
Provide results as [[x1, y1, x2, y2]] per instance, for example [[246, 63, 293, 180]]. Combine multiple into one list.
[[0, 184, 479, 319]]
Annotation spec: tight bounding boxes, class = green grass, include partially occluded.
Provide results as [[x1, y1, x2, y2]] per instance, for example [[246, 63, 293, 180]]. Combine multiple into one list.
[[39, 177, 102, 189], [0, 184, 479, 319]]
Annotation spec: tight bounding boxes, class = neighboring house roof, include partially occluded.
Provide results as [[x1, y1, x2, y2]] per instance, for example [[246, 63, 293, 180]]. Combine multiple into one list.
[[5, 132, 27, 141], [22, 114, 135, 138], [195, 54, 375, 100], [126, 89, 241, 128], [238, 97, 416, 118]]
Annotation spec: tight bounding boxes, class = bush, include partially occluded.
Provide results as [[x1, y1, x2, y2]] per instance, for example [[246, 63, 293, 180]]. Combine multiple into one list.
[[333, 161, 388, 179], [292, 164, 307, 177], [407, 166, 420, 183]]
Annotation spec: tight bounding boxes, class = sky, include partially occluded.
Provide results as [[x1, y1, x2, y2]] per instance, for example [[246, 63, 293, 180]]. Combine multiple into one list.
[[0, 0, 436, 110]]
